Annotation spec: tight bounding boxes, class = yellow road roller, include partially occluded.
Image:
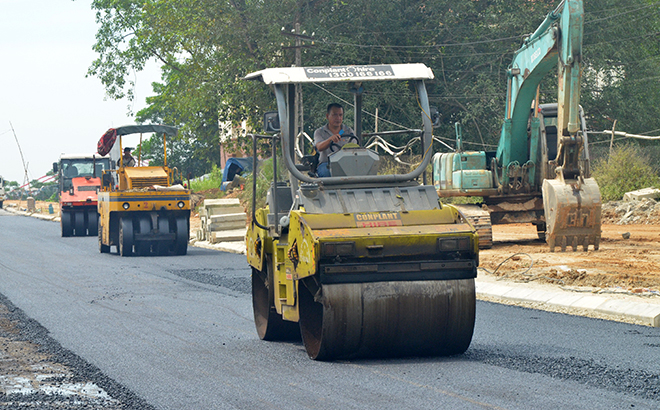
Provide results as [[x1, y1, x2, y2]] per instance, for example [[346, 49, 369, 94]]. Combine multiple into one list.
[[244, 64, 479, 360], [96, 124, 190, 256]]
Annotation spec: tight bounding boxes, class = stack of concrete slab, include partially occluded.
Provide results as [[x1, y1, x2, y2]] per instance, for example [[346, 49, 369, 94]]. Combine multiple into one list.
[[197, 198, 247, 243], [623, 187, 660, 201]]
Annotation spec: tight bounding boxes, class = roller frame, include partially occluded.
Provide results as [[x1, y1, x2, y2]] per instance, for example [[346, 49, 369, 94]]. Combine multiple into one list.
[[244, 63, 479, 360]]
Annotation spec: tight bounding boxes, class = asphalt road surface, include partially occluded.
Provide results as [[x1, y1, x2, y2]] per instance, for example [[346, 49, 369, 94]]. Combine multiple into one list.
[[1, 209, 659, 409]]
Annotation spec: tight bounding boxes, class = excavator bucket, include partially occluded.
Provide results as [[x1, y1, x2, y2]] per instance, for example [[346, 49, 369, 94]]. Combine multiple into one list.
[[542, 177, 601, 252]]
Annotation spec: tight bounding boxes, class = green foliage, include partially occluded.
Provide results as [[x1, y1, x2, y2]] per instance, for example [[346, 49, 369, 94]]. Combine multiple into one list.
[[581, 0, 660, 136], [190, 165, 224, 192], [238, 157, 287, 212], [378, 156, 415, 176], [138, 132, 211, 177], [442, 196, 484, 205], [592, 144, 660, 201], [89, 0, 660, 167]]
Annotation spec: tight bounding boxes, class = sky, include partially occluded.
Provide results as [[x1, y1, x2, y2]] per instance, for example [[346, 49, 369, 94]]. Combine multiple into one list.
[[0, 0, 161, 184]]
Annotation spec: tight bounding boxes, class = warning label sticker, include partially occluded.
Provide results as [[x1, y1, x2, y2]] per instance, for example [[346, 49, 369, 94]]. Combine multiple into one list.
[[354, 212, 402, 228]]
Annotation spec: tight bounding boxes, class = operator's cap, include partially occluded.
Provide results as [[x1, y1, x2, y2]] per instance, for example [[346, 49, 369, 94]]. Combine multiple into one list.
[[124, 147, 133, 152]]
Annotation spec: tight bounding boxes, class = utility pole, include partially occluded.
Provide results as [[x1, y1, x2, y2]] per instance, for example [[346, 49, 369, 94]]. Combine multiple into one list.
[[9, 121, 30, 190], [294, 23, 304, 153], [609, 119, 617, 159], [281, 25, 315, 154]]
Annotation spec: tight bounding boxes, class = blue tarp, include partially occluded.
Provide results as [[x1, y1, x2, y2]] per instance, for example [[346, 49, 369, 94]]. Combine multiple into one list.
[[221, 157, 253, 190]]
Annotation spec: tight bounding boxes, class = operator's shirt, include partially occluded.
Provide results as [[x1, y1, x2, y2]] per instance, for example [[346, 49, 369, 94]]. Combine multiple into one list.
[[313, 124, 355, 164], [123, 154, 136, 167]]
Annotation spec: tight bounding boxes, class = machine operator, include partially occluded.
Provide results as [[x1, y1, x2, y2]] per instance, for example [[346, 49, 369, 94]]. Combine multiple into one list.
[[122, 147, 136, 167], [314, 103, 355, 177]]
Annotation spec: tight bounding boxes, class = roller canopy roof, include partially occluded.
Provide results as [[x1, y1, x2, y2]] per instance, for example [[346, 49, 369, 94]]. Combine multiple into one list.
[[97, 124, 178, 156], [59, 153, 110, 160], [111, 124, 178, 136], [244, 63, 434, 84]]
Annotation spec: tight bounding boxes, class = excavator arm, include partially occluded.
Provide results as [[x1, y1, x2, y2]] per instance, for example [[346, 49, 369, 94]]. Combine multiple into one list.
[[496, 0, 601, 252], [497, 0, 584, 178], [556, 0, 585, 178], [528, 0, 600, 252], [433, 0, 600, 252]]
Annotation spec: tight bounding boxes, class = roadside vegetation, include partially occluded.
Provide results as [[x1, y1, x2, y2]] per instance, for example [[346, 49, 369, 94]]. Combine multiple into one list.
[[190, 165, 224, 193], [592, 144, 660, 202]]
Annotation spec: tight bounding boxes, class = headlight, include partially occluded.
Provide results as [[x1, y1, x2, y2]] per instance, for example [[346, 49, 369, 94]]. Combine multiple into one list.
[[322, 241, 356, 257], [177, 201, 185, 209], [122, 202, 130, 210], [438, 236, 471, 252]]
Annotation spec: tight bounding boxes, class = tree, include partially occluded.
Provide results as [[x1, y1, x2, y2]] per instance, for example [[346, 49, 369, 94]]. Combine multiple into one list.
[[90, 0, 306, 164], [88, 0, 660, 169], [580, 0, 660, 163], [138, 131, 211, 179]]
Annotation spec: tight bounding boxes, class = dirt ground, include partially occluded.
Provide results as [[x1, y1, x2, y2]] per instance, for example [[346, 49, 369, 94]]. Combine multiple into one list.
[[483, 223, 660, 294], [6, 198, 660, 294], [480, 198, 660, 294]]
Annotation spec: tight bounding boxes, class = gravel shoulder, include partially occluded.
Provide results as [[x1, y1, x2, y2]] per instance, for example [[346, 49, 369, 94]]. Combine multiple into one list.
[[0, 292, 154, 409]]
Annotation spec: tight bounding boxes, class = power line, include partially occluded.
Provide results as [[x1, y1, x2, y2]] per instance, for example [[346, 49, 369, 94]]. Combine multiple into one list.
[[321, 34, 526, 50], [585, 0, 660, 25], [308, 3, 660, 60], [585, 30, 660, 47], [311, 83, 416, 131]]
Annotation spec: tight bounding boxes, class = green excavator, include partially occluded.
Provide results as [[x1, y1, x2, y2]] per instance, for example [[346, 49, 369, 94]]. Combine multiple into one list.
[[433, 0, 601, 252]]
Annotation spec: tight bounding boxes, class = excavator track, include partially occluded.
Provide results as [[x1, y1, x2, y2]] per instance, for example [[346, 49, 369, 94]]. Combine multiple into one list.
[[454, 204, 493, 249]]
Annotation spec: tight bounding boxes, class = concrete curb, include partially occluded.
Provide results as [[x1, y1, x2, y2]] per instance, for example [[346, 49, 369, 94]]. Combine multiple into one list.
[[476, 280, 660, 327], [3, 206, 59, 221], [190, 239, 246, 255]]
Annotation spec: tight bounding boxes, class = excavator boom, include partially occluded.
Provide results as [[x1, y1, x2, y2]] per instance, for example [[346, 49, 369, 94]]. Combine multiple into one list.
[[498, 0, 583, 175]]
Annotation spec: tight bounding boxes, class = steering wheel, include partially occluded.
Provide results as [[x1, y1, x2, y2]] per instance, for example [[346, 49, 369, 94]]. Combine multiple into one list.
[[329, 134, 359, 153]]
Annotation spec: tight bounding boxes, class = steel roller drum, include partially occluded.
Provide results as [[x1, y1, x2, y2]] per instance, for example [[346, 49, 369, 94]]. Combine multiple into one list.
[[542, 177, 601, 252], [299, 279, 476, 360]]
